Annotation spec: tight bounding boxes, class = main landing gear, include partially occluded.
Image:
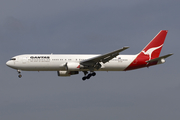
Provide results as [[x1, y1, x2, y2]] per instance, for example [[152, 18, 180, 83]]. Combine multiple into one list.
[[17, 70, 22, 78], [82, 71, 96, 81]]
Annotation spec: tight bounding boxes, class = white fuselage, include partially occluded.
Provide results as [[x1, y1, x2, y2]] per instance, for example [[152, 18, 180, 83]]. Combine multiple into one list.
[[5, 30, 171, 79], [6, 54, 137, 71]]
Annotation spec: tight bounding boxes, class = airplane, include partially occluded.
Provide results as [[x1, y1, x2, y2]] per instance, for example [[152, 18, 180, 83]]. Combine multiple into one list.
[[6, 30, 173, 81]]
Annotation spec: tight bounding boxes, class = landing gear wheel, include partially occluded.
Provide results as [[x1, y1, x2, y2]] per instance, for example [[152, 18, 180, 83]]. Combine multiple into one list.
[[86, 74, 92, 79], [82, 71, 96, 81], [18, 74, 22, 78], [92, 72, 96, 76], [82, 77, 86, 81]]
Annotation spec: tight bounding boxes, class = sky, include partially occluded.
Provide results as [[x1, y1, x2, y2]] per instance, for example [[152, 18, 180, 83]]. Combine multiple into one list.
[[0, 0, 179, 120]]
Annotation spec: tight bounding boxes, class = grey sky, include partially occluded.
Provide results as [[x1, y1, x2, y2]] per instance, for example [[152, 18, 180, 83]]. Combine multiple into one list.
[[0, 0, 179, 120]]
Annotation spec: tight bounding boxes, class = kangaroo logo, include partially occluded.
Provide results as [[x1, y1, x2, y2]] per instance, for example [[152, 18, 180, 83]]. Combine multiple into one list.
[[142, 44, 163, 60]]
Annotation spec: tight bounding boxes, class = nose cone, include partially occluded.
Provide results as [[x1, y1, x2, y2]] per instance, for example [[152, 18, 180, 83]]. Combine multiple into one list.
[[6, 61, 13, 67], [6, 61, 10, 66]]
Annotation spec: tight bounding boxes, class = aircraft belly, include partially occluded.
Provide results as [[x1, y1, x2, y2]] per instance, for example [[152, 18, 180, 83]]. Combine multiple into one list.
[[17, 62, 65, 71]]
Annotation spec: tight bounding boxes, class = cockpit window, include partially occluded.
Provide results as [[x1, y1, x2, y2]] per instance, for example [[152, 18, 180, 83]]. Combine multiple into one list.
[[10, 58, 16, 60]]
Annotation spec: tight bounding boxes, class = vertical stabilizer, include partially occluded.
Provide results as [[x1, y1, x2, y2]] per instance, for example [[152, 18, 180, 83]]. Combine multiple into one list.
[[139, 30, 168, 60], [125, 30, 168, 70]]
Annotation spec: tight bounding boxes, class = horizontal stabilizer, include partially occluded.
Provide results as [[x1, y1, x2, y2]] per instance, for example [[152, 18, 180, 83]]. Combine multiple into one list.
[[146, 53, 173, 63]]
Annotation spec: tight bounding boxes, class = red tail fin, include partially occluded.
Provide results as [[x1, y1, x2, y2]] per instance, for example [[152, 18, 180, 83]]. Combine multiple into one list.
[[139, 30, 168, 60], [125, 30, 168, 70]]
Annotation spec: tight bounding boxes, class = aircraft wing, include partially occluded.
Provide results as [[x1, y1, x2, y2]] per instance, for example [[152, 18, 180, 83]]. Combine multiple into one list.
[[80, 46, 129, 66], [146, 53, 173, 63]]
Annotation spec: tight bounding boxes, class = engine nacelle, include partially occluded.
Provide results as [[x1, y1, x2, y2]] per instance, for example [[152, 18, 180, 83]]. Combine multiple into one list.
[[67, 62, 81, 71], [57, 71, 79, 77]]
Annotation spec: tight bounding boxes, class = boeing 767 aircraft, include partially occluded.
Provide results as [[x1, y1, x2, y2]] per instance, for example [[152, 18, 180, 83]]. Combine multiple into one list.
[[6, 30, 173, 80]]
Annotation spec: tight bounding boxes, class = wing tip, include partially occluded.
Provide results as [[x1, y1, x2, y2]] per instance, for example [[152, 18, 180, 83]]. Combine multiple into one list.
[[123, 46, 129, 49]]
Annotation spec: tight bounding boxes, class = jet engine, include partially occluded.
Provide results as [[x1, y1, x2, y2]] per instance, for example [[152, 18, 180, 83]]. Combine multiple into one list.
[[67, 62, 83, 71], [57, 71, 79, 76]]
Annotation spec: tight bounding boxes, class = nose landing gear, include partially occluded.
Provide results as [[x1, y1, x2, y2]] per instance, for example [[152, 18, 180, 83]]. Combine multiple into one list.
[[18, 74, 22, 78], [17, 70, 22, 78]]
